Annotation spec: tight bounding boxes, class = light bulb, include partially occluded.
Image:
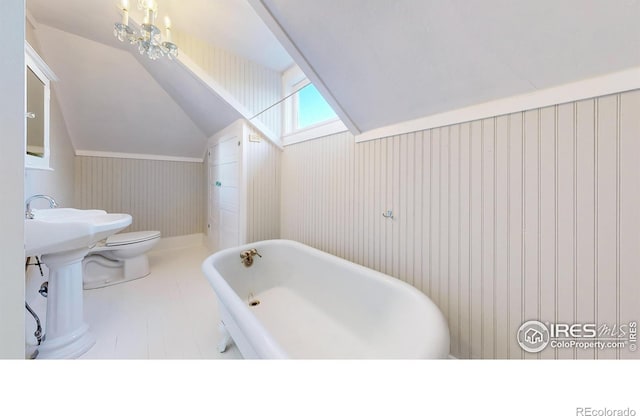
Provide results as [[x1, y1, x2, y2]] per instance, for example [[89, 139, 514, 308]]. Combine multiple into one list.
[[121, 0, 129, 25], [164, 16, 172, 42]]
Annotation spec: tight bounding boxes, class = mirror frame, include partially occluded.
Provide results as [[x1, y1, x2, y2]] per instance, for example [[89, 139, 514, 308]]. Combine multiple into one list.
[[25, 41, 57, 170]]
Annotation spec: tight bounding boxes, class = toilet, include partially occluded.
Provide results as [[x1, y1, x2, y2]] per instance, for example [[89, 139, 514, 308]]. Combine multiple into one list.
[[82, 230, 161, 289]]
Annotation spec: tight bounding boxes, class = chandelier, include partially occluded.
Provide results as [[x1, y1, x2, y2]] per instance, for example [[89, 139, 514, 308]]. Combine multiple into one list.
[[113, 0, 178, 60]]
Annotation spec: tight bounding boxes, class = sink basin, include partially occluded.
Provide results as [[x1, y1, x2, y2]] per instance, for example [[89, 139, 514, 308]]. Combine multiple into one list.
[[24, 208, 132, 257]]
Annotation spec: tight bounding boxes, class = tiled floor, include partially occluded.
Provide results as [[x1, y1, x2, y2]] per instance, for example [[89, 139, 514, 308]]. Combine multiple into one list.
[[78, 245, 241, 359]]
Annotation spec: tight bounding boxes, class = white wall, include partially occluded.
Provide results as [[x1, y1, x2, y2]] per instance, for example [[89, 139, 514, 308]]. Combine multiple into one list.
[[24, 89, 76, 206], [75, 157, 205, 238], [174, 29, 282, 137], [281, 89, 640, 359], [54, 27, 281, 243], [205, 120, 281, 251], [24, 19, 76, 209], [245, 124, 281, 243], [0, 0, 26, 359]]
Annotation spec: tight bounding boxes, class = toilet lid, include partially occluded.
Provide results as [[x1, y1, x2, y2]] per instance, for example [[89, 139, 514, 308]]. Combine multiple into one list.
[[105, 231, 161, 247]]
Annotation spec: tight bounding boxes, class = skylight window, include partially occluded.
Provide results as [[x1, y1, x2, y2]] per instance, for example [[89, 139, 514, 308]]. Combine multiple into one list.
[[281, 65, 347, 145], [294, 82, 337, 129]]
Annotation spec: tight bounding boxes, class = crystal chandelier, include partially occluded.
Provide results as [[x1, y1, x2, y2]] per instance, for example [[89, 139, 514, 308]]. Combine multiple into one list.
[[113, 0, 178, 60]]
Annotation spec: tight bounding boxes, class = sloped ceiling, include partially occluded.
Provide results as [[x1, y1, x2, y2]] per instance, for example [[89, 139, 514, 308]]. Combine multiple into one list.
[[28, 0, 291, 72], [251, 0, 640, 134], [36, 25, 209, 158], [26, 0, 292, 159]]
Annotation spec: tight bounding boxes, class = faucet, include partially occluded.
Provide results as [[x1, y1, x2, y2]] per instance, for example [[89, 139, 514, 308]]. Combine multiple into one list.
[[25, 194, 58, 219], [240, 248, 262, 267]]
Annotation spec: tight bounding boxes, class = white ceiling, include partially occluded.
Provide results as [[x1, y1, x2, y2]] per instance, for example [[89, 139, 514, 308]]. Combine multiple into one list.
[[36, 25, 209, 158], [26, 0, 291, 159], [27, 0, 292, 72], [254, 0, 640, 133], [26, 0, 640, 157]]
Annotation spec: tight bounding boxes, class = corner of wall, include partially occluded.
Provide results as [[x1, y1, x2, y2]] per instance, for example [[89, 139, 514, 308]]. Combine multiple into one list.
[[0, 0, 26, 359]]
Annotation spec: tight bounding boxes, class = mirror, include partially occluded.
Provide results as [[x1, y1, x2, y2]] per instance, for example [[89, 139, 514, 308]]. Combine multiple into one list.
[[25, 42, 56, 170], [26, 67, 45, 157]]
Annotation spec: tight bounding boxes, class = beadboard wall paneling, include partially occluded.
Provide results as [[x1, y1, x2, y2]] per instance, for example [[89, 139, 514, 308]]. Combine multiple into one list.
[[75, 156, 205, 238], [281, 89, 640, 359], [245, 125, 282, 243], [174, 30, 282, 137]]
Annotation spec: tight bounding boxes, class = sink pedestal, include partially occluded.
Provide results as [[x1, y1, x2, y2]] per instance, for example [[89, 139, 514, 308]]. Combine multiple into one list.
[[25, 207, 132, 358], [37, 248, 95, 359]]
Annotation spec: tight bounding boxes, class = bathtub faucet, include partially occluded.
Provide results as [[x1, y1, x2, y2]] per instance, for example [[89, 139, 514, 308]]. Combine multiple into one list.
[[240, 248, 261, 267]]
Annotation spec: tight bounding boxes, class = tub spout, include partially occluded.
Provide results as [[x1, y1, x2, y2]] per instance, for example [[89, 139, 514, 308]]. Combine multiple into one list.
[[240, 248, 261, 267]]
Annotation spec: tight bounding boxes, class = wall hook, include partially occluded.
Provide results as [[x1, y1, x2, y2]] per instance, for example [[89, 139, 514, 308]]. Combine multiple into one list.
[[382, 210, 394, 219]]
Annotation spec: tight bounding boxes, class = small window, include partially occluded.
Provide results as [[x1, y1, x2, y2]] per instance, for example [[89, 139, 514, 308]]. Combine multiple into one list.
[[294, 82, 337, 130], [281, 65, 347, 144]]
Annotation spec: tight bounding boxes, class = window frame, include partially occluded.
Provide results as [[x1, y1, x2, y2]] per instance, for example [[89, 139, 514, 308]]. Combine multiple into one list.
[[281, 65, 347, 146]]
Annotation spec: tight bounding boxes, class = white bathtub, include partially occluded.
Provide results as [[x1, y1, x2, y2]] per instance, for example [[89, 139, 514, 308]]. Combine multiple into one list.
[[202, 239, 450, 359]]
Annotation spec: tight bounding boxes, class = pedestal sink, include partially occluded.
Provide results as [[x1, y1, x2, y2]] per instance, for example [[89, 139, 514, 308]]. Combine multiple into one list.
[[25, 208, 132, 359]]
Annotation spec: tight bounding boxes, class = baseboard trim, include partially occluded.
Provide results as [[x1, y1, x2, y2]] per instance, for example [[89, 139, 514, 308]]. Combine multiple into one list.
[[151, 233, 204, 252]]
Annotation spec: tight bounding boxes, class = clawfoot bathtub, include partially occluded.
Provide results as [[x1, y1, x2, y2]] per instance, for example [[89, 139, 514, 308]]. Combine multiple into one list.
[[202, 239, 450, 359]]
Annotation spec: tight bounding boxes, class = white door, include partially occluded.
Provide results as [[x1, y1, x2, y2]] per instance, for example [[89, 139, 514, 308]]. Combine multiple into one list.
[[208, 135, 241, 251]]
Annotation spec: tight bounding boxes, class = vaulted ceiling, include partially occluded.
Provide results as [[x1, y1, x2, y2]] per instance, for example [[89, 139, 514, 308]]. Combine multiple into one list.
[[25, 0, 640, 158], [249, 0, 640, 135], [36, 25, 211, 158], [26, 0, 292, 159]]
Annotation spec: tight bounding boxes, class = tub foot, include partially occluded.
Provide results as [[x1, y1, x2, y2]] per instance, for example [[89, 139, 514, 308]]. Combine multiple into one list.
[[217, 321, 232, 353]]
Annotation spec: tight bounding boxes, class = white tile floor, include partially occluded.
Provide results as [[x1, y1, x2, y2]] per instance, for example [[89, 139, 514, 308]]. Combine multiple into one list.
[[79, 245, 241, 359]]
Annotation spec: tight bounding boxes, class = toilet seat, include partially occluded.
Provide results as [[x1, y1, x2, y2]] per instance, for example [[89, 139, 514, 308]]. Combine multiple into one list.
[[105, 230, 161, 247]]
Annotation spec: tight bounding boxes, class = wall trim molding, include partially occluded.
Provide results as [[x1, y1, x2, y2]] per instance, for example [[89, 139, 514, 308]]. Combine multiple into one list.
[[75, 150, 203, 163], [282, 119, 348, 146], [25, 41, 58, 82], [150, 233, 205, 253], [355, 67, 640, 143]]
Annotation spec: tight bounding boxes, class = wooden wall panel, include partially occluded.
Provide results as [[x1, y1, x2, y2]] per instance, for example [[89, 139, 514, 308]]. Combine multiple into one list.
[[619, 90, 640, 359], [245, 125, 282, 243], [75, 157, 204, 238], [281, 89, 640, 359]]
